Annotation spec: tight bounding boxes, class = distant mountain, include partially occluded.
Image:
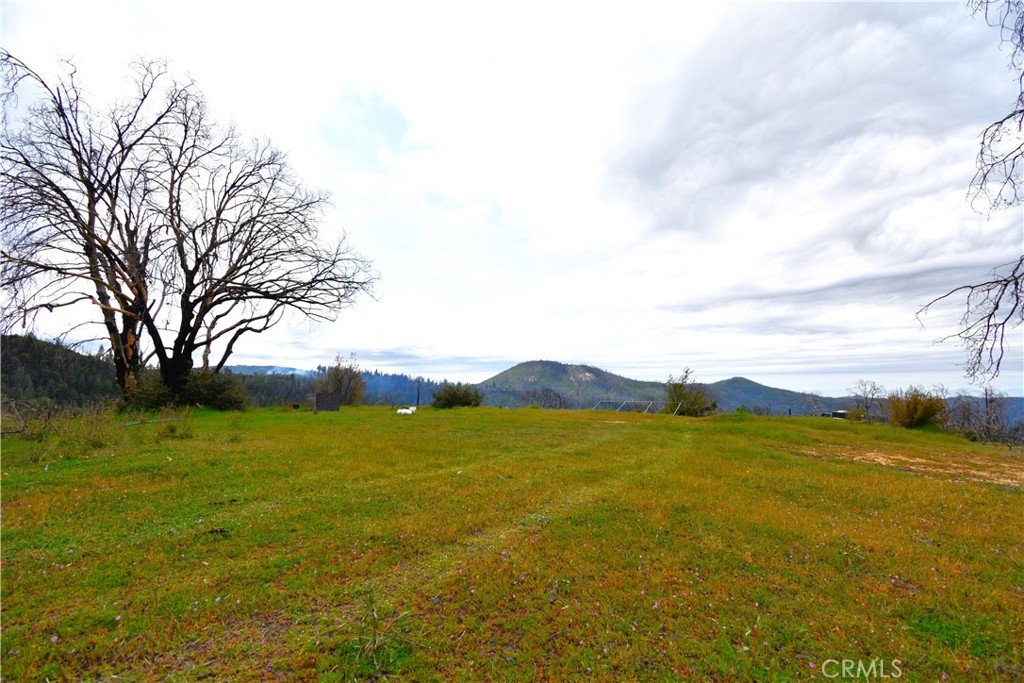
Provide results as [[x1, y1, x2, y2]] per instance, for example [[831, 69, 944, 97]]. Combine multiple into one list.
[[1008, 399, 1024, 427], [479, 361, 842, 415], [706, 377, 846, 415], [477, 360, 665, 408]]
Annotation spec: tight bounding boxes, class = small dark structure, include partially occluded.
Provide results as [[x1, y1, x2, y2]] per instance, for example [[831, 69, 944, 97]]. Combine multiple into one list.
[[315, 392, 340, 412]]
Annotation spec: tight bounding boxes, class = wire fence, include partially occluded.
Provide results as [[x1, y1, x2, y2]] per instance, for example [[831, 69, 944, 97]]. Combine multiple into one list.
[[592, 400, 683, 415]]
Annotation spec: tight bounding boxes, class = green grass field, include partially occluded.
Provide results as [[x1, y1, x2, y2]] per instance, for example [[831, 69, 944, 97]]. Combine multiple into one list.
[[2, 407, 1022, 681]]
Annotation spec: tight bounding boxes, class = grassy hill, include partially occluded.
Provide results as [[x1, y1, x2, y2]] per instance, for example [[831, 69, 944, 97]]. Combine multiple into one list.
[[2, 407, 1021, 680]]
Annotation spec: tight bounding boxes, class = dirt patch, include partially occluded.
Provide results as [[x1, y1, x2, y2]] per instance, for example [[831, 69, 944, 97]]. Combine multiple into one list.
[[792, 445, 1024, 488]]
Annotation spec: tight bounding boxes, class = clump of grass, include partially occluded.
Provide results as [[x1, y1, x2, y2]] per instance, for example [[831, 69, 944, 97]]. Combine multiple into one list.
[[353, 594, 413, 671], [14, 401, 126, 462], [319, 594, 415, 681], [154, 407, 194, 440]]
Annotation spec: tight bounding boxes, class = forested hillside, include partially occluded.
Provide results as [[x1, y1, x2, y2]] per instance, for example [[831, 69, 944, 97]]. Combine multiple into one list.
[[1, 335, 120, 404], [234, 368, 446, 407], [0, 336, 447, 407]]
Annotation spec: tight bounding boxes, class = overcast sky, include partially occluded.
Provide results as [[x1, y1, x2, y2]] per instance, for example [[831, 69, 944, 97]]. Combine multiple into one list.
[[2, 1, 1022, 396]]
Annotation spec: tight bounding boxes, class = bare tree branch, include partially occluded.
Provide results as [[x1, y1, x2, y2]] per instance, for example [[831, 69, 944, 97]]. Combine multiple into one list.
[[919, 255, 1023, 381], [1, 51, 376, 400], [920, 3, 1024, 382]]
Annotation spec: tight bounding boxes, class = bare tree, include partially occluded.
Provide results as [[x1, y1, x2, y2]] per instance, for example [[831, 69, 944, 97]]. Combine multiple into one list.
[[849, 379, 886, 422], [1, 52, 375, 400], [947, 386, 1024, 443], [969, 0, 1024, 210], [804, 390, 826, 417], [921, 1, 1023, 382]]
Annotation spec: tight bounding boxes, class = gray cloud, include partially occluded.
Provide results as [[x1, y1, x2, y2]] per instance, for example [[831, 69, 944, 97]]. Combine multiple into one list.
[[662, 261, 1002, 315], [612, 3, 1008, 234]]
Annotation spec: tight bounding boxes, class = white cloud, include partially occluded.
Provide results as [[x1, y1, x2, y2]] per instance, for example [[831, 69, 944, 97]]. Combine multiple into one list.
[[3, 1, 1020, 396]]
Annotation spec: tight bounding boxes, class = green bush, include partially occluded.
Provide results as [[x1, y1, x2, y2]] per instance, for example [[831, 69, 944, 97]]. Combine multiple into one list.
[[123, 369, 247, 411], [431, 383, 483, 409], [845, 408, 867, 422], [154, 407, 195, 439], [180, 371, 248, 410], [665, 369, 718, 417], [885, 387, 947, 429], [123, 370, 174, 411]]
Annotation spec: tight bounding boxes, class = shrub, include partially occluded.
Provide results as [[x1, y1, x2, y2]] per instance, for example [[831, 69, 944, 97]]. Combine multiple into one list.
[[665, 368, 718, 417], [123, 370, 174, 411], [0, 398, 56, 441], [3, 401, 128, 462], [885, 387, 947, 429], [180, 371, 248, 410], [845, 408, 867, 422], [316, 353, 366, 405], [63, 403, 125, 450], [123, 369, 247, 411], [432, 383, 483, 409]]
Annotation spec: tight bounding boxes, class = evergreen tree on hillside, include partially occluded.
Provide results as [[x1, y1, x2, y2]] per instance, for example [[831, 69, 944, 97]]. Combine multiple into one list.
[[0, 335, 120, 404]]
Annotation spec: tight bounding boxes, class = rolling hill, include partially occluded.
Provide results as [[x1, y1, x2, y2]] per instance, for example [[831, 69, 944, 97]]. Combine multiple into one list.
[[477, 360, 665, 408], [476, 360, 847, 414], [706, 376, 846, 415]]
